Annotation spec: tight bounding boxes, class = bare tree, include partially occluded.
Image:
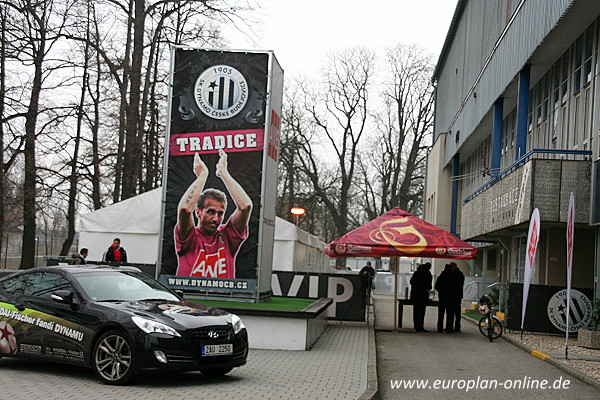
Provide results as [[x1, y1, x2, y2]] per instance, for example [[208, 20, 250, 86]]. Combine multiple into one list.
[[59, 2, 94, 256], [290, 47, 375, 242], [277, 82, 312, 224], [1, 0, 75, 268], [109, 0, 252, 200], [360, 44, 434, 219], [0, 5, 6, 256], [0, 0, 258, 267]]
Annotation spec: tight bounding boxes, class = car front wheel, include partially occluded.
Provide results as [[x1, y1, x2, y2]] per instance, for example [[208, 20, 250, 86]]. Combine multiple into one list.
[[93, 330, 135, 385]]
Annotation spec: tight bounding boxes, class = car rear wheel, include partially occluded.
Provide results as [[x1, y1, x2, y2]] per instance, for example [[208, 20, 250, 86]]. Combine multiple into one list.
[[200, 367, 233, 376], [93, 330, 135, 385]]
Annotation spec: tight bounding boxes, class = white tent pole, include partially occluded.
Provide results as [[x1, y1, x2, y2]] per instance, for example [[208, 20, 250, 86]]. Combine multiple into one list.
[[393, 257, 398, 331]]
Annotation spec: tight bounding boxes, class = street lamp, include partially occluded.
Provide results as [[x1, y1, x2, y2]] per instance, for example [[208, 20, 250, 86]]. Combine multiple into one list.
[[290, 207, 306, 226], [35, 237, 39, 268]]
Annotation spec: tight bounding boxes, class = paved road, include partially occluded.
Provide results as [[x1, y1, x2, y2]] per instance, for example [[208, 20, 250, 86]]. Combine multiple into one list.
[[373, 295, 600, 400], [0, 323, 368, 400]]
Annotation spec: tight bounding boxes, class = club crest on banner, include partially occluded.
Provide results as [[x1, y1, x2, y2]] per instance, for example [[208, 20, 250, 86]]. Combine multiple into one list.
[[194, 65, 248, 120], [547, 289, 592, 332]]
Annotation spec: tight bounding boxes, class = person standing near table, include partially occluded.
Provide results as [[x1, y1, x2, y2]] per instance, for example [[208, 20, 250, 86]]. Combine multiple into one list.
[[445, 262, 465, 333], [410, 262, 432, 332], [435, 263, 451, 332]]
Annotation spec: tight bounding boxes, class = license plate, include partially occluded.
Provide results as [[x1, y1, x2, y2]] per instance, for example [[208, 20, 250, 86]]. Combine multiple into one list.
[[202, 344, 233, 356]]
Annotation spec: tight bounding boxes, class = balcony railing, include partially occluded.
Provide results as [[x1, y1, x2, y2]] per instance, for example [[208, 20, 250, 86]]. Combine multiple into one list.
[[463, 148, 592, 204]]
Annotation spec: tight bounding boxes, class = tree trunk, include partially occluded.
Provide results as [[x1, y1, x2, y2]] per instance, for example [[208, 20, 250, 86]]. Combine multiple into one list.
[[20, 39, 44, 269], [60, 16, 91, 256], [121, 0, 145, 200], [0, 8, 6, 260], [113, 0, 134, 203]]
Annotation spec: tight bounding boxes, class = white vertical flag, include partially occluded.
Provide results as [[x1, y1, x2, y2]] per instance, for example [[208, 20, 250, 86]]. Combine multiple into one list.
[[521, 208, 540, 330], [565, 193, 575, 343]]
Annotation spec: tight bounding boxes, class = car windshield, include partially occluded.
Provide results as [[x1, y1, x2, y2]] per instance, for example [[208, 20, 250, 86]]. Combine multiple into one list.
[[73, 271, 180, 302]]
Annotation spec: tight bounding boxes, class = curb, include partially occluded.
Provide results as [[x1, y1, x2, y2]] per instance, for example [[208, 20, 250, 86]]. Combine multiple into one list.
[[359, 305, 379, 400], [501, 333, 600, 391], [463, 315, 600, 390]]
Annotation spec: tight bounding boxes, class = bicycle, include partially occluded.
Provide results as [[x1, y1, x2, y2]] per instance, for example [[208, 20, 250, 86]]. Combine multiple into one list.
[[478, 295, 503, 342]]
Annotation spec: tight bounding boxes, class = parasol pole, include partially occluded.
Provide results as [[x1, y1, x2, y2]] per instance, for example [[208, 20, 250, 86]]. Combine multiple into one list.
[[393, 257, 398, 331]]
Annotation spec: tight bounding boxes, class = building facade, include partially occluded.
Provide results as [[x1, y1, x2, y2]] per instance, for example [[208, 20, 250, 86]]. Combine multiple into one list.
[[426, 0, 600, 305]]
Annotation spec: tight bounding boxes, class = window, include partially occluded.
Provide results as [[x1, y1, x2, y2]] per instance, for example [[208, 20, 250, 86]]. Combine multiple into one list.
[[561, 105, 569, 148], [584, 25, 594, 84], [573, 95, 580, 148], [584, 86, 591, 147], [536, 82, 543, 125], [1, 276, 27, 295], [24, 272, 73, 299], [561, 52, 569, 103], [553, 63, 561, 106], [573, 35, 583, 93], [501, 111, 516, 167], [542, 77, 549, 121]]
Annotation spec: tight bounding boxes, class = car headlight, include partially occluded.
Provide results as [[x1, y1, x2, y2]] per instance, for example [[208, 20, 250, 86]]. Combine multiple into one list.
[[232, 314, 245, 334], [132, 316, 181, 337]]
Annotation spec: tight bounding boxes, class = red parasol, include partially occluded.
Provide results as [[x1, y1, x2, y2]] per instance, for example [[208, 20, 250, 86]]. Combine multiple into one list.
[[324, 208, 476, 260]]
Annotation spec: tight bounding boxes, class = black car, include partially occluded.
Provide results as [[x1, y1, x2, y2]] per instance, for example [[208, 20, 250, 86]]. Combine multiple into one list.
[[0, 266, 248, 384]]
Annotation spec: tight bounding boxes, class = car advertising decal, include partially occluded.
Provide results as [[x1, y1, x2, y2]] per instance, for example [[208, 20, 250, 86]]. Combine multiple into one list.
[[0, 302, 91, 361], [0, 320, 17, 354]]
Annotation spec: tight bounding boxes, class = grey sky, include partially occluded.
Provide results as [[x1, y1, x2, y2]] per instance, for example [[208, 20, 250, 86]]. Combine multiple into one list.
[[224, 0, 458, 77]]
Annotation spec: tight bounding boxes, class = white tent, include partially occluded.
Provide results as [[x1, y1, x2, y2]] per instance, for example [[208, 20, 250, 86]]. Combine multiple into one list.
[[272, 217, 329, 273], [79, 188, 162, 265], [79, 188, 328, 272]]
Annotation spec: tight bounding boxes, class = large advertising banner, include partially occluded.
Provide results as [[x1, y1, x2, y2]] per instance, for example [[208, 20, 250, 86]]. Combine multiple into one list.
[[508, 283, 592, 333], [160, 48, 282, 296]]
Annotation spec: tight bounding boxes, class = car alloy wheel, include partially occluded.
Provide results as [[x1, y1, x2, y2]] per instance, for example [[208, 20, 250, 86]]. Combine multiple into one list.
[[93, 330, 134, 385]]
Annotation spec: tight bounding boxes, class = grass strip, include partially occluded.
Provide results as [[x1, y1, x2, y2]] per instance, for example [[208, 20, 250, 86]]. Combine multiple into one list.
[[187, 296, 315, 311], [463, 312, 485, 321]]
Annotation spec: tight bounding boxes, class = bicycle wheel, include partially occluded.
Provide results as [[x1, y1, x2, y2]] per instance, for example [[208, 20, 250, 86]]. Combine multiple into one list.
[[477, 316, 488, 338], [489, 316, 504, 340], [479, 315, 503, 341]]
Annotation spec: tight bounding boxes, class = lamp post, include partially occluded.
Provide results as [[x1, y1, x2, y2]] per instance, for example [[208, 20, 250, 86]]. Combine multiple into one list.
[[35, 237, 39, 268], [290, 207, 306, 226]]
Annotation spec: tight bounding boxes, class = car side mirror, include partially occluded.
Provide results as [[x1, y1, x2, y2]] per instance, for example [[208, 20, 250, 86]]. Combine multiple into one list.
[[51, 290, 74, 304], [174, 290, 184, 299]]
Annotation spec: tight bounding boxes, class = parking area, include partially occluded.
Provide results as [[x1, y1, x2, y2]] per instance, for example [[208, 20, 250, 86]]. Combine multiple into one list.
[[0, 322, 368, 400]]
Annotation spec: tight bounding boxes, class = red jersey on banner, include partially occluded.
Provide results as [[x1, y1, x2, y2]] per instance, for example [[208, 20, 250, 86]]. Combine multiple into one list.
[[175, 219, 247, 279]]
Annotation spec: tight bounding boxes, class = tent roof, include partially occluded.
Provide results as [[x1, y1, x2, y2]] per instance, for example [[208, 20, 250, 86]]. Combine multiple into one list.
[[80, 188, 162, 234], [324, 208, 476, 260]]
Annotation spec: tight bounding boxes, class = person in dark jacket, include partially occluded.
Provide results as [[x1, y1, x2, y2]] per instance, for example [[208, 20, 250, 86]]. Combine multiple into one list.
[[445, 262, 465, 333], [434, 263, 452, 332], [70, 248, 88, 265], [103, 238, 128, 263], [410, 262, 432, 332]]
